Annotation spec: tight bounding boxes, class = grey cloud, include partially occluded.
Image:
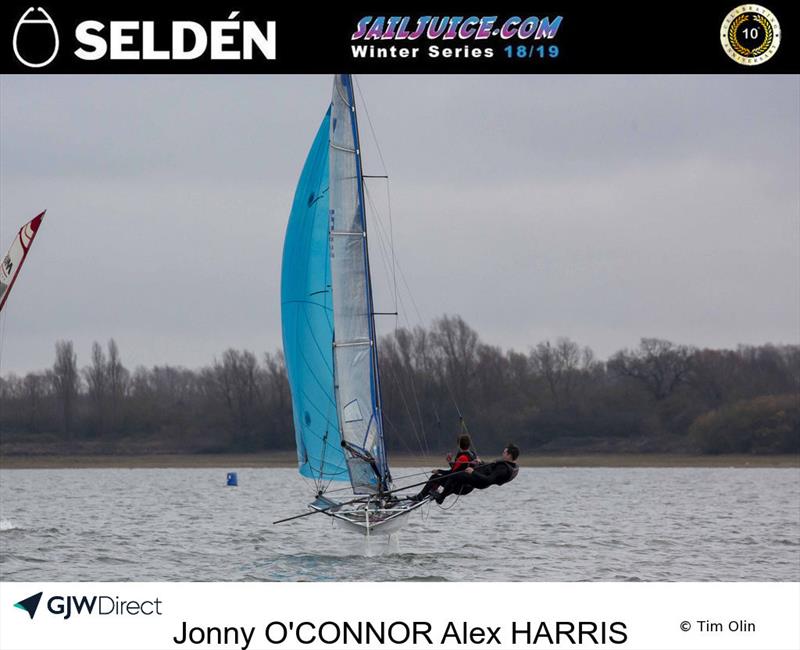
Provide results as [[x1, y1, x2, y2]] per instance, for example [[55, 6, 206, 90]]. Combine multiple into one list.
[[0, 74, 797, 373]]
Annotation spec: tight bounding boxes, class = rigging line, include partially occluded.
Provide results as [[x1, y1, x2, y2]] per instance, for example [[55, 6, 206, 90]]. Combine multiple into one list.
[[379, 466, 474, 496], [384, 169, 399, 332], [358, 183, 423, 332], [388, 260, 472, 439], [316, 429, 329, 493], [392, 469, 436, 481], [353, 77, 399, 322], [381, 405, 425, 459], [273, 493, 373, 525], [437, 490, 462, 510], [358, 156, 414, 330], [390, 341, 430, 458], [321, 482, 364, 495], [365, 183, 399, 332], [303, 465, 475, 503], [372, 323, 428, 456], [353, 76, 389, 175], [361, 168, 398, 318], [303, 456, 349, 476], [321, 467, 433, 495], [317, 377, 339, 496], [362, 185, 429, 454], [363, 185, 398, 317], [379, 279, 431, 457], [354, 79, 466, 443], [299, 304, 335, 376], [388, 294, 431, 458]]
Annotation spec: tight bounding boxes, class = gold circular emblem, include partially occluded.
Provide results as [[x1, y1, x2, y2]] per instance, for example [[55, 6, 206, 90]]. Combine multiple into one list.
[[721, 5, 781, 65]]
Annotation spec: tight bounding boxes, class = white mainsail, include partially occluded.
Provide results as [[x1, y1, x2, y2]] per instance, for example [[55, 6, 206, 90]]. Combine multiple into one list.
[[329, 74, 389, 494]]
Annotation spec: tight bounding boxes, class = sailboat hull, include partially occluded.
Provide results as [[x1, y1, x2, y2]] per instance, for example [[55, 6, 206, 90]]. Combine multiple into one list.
[[310, 497, 429, 536]]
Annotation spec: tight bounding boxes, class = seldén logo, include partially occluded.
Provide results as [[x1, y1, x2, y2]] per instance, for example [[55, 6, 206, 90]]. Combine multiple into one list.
[[12, 8, 59, 68], [13, 591, 163, 620], [12, 7, 276, 69]]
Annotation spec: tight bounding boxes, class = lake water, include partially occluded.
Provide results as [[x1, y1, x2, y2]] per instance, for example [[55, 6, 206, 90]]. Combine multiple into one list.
[[1, 467, 798, 581]]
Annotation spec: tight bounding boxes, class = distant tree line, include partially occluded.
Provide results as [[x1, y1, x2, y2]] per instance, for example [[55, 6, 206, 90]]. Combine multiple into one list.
[[1, 315, 797, 456]]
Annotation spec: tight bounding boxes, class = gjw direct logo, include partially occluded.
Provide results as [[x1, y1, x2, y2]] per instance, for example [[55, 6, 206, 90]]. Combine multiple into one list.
[[12, 6, 276, 68], [13, 591, 163, 620]]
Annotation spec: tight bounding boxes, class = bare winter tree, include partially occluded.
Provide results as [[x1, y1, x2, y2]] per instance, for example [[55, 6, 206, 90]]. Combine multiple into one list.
[[213, 349, 260, 448], [608, 338, 694, 401], [84, 341, 109, 434], [0, 317, 795, 455], [262, 350, 293, 448], [106, 339, 129, 432], [430, 315, 479, 405], [530, 337, 590, 409], [23, 372, 48, 432], [52, 340, 80, 437]]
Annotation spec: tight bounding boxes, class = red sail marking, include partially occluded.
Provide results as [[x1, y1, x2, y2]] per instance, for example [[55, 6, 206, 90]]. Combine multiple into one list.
[[0, 210, 46, 312]]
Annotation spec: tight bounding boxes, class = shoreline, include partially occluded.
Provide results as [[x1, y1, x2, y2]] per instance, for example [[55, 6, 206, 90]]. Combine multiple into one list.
[[0, 452, 797, 469]]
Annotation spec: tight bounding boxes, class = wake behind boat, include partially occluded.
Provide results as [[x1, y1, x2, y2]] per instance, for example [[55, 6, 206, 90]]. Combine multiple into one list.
[[277, 74, 430, 536]]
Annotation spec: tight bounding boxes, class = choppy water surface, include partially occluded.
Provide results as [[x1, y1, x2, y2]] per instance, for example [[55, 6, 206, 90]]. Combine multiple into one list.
[[1, 467, 798, 581]]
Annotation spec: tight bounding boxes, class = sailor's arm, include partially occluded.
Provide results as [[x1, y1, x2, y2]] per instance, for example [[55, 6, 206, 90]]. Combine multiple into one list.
[[464, 465, 495, 488]]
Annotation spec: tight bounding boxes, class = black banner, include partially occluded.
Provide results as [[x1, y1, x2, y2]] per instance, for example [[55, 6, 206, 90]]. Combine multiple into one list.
[[1, 1, 797, 73]]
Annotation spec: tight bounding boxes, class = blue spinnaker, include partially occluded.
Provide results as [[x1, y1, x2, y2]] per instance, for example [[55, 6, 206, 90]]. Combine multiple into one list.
[[281, 108, 348, 481]]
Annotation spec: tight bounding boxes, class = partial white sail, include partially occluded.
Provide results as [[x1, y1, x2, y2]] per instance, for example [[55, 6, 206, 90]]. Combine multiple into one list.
[[329, 74, 389, 494], [0, 211, 45, 312]]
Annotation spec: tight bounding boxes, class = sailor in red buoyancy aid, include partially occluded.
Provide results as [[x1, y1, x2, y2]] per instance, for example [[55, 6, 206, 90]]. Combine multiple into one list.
[[410, 433, 480, 501], [447, 433, 480, 472]]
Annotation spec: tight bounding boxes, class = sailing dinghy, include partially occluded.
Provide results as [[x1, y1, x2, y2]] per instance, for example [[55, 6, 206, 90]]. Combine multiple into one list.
[[0, 211, 45, 313], [278, 75, 428, 535]]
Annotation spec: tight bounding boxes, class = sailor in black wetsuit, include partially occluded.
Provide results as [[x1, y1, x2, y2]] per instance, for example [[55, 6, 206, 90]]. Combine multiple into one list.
[[432, 444, 519, 503], [412, 443, 519, 503]]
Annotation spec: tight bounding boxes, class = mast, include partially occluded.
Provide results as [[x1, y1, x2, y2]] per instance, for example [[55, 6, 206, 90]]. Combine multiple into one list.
[[345, 74, 390, 490]]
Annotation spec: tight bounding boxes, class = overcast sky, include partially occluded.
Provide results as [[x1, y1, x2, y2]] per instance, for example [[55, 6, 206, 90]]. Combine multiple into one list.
[[0, 75, 798, 375]]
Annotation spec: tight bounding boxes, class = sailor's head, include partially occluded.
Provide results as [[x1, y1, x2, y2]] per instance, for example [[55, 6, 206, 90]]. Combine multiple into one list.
[[502, 444, 520, 462], [457, 433, 472, 450]]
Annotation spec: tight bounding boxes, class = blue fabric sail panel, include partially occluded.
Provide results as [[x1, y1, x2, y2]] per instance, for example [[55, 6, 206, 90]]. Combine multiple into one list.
[[329, 74, 389, 492], [281, 109, 348, 481]]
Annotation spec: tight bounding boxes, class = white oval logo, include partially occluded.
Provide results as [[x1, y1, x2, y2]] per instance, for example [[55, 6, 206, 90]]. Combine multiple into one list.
[[13, 7, 60, 68]]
